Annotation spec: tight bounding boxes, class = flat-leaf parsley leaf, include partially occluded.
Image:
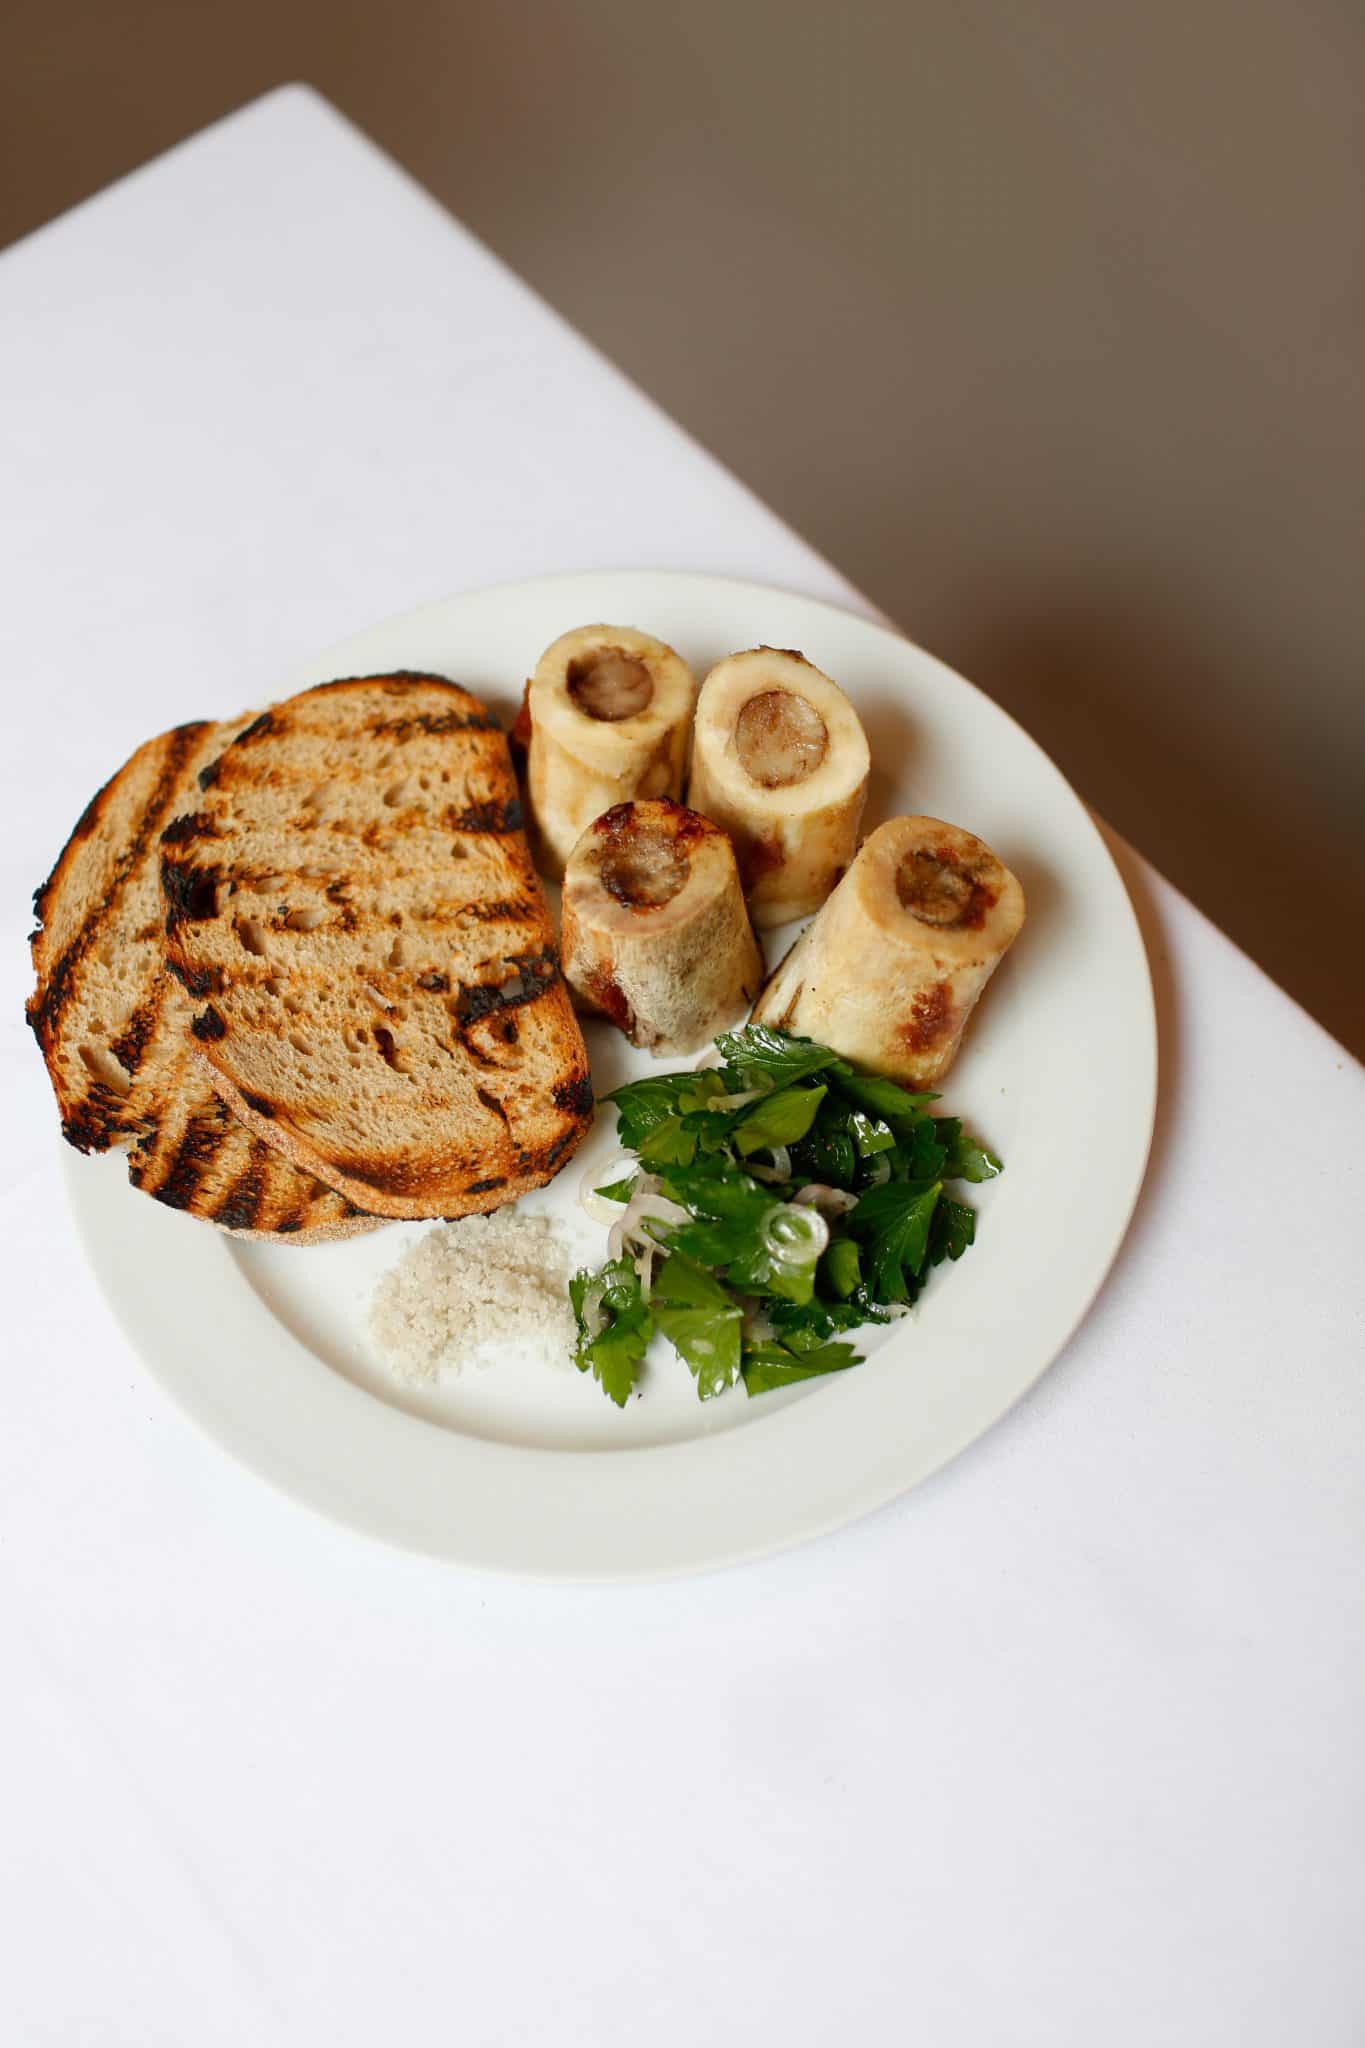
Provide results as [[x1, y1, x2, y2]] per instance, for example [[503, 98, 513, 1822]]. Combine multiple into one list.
[[568, 1027, 1003, 1404]]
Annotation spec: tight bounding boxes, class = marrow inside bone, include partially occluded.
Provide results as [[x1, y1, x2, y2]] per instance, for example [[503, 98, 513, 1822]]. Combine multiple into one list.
[[567, 649, 655, 722]]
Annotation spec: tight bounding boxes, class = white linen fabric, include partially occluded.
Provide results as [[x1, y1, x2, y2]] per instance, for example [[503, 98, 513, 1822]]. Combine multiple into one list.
[[1, 87, 1361, 2048]]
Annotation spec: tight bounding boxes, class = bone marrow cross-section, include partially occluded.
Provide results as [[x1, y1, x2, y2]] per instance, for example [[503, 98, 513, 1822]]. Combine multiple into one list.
[[566, 648, 656, 722], [734, 689, 828, 787], [686, 647, 869, 928], [561, 800, 763, 1057], [523, 625, 696, 880], [751, 816, 1025, 1087]]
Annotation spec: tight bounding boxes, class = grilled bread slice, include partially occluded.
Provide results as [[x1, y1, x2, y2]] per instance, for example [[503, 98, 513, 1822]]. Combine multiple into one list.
[[159, 673, 594, 1219], [27, 720, 377, 1242]]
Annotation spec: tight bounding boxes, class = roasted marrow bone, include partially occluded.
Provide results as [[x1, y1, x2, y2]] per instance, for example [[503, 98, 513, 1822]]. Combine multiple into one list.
[[686, 647, 869, 928], [751, 816, 1025, 1086], [524, 625, 696, 879], [561, 800, 763, 1056]]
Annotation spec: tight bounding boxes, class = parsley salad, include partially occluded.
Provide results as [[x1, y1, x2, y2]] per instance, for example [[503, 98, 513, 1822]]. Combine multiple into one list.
[[570, 1025, 1001, 1406]]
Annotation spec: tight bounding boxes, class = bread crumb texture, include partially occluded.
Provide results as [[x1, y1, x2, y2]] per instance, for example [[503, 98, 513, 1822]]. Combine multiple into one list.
[[369, 1209, 574, 1380]]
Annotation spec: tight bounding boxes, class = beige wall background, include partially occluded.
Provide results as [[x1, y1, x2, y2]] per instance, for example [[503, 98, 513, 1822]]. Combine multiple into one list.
[[4, 0, 1362, 1052]]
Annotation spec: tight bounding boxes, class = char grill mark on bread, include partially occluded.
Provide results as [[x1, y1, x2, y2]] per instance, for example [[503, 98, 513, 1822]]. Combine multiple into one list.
[[28, 720, 211, 1148], [159, 673, 593, 1219], [26, 721, 376, 1242]]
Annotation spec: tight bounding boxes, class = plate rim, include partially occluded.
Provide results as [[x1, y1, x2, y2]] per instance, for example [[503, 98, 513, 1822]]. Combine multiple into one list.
[[63, 569, 1158, 1579]]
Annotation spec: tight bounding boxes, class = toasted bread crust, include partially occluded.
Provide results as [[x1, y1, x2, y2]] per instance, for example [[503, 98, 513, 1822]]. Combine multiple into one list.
[[28, 720, 380, 1243], [125, 1079, 377, 1241], [160, 674, 594, 1219], [29, 722, 214, 1150]]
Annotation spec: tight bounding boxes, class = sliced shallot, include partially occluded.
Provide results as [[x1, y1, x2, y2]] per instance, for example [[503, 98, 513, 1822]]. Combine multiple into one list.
[[579, 1275, 608, 1340], [607, 1188, 690, 1261], [747, 1144, 792, 1184], [578, 1150, 637, 1221], [792, 1184, 859, 1216]]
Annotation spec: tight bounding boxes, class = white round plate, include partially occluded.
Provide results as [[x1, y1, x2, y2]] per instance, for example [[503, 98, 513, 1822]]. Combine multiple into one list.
[[65, 571, 1156, 1578]]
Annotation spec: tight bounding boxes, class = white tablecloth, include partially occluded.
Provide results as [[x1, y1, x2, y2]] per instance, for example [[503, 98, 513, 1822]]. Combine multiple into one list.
[[2, 87, 1361, 2047]]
